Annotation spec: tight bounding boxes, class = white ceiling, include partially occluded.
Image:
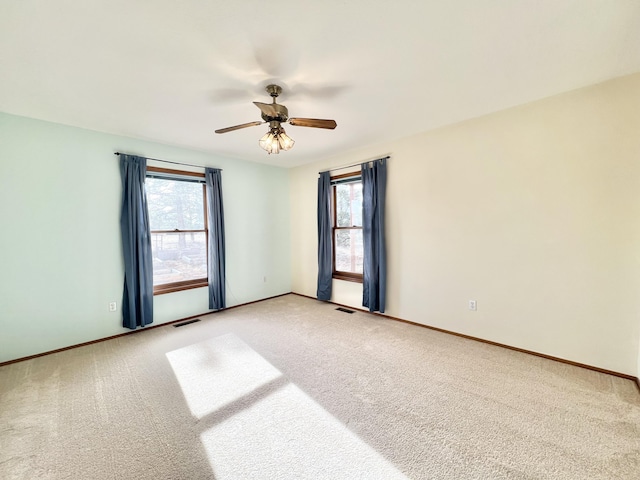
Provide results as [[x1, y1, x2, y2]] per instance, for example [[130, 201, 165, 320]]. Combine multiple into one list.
[[1, 1, 639, 168]]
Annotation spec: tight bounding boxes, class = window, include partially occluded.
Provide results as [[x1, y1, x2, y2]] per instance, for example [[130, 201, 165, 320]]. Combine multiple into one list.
[[145, 167, 208, 294], [332, 173, 363, 282]]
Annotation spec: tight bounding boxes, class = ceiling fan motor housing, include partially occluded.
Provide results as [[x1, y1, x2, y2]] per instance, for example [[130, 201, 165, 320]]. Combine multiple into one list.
[[260, 103, 289, 123]]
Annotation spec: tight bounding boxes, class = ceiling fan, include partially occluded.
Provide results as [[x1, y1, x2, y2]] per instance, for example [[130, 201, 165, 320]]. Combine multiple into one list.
[[215, 84, 337, 154]]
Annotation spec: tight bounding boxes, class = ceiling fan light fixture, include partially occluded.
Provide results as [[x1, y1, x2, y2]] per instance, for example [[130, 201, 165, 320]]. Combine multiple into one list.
[[259, 125, 294, 154]]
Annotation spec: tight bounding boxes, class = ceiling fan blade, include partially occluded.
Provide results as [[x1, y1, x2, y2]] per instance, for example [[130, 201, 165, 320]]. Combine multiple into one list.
[[288, 118, 337, 129], [253, 102, 279, 117], [215, 121, 263, 134]]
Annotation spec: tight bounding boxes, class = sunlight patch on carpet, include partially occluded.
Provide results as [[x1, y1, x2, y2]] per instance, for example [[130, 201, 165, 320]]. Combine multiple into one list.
[[166, 333, 282, 419], [168, 334, 409, 479], [200, 381, 409, 479], [168, 334, 407, 479]]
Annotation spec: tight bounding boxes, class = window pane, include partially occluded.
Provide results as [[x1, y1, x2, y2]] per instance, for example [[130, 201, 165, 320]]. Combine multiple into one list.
[[335, 229, 363, 273], [151, 232, 207, 285], [146, 178, 204, 230], [335, 183, 362, 227]]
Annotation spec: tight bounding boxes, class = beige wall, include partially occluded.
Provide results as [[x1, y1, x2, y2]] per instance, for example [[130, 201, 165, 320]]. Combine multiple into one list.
[[290, 73, 640, 376]]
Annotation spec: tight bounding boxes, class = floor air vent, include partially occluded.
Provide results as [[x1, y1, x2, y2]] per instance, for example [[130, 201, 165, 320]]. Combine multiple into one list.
[[336, 307, 355, 314], [173, 319, 201, 328]]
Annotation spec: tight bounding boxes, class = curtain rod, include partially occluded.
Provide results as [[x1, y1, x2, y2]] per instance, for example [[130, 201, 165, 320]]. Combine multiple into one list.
[[319, 155, 390, 174], [114, 152, 222, 171]]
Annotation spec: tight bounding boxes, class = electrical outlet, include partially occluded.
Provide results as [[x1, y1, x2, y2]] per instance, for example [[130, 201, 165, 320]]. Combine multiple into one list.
[[469, 300, 477, 311], [109, 302, 117, 312], [263, 276, 267, 283]]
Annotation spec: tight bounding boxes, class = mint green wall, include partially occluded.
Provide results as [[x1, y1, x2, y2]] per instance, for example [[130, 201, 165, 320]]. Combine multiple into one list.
[[0, 112, 291, 363]]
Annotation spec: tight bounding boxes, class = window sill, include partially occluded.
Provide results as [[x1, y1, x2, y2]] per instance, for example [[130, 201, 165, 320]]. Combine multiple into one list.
[[332, 273, 363, 284], [153, 279, 208, 295]]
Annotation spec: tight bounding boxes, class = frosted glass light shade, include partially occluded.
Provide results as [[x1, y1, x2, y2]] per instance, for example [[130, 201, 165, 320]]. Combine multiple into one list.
[[278, 129, 295, 151]]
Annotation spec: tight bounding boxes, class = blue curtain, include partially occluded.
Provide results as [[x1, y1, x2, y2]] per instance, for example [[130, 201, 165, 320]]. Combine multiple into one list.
[[119, 155, 154, 329], [205, 168, 226, 310], [317, 171, 332, 301], [362, 158, 387, 313]]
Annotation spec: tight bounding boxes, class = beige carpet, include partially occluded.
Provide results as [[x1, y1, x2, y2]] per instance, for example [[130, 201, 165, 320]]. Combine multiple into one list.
[[1, 294, 639, 479]]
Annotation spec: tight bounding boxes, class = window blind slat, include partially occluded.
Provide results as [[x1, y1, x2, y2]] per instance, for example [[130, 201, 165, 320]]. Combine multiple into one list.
[[146, 171, 205, 184], [331, 175, 361, 186]]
